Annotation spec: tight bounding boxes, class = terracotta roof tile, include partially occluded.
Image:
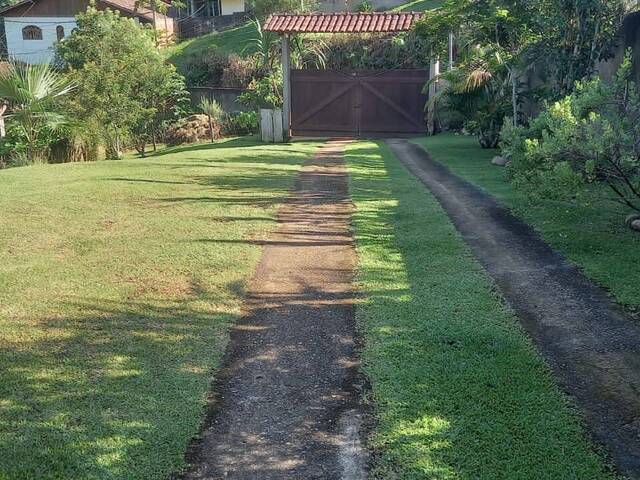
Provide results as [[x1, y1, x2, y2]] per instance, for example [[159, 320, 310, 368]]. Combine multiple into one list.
[[264, 12, 422, 34]]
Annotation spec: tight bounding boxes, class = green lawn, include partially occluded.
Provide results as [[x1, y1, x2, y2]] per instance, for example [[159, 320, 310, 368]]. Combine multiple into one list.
[[165, 22, 257, 75], [412, 134, 640, 314], [0, 138, 315, 479], [393, 0, 443, 11], [347, 141, 616, 479]]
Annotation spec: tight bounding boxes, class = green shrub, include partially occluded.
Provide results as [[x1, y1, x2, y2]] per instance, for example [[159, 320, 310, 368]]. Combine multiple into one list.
[[356, 0, 373, 12], [222, 111, 259, 136], [321, 33, 430, 70], [502, 51, 640, 212], [238, 73, 283, 110], [182, 50, 228, 87]]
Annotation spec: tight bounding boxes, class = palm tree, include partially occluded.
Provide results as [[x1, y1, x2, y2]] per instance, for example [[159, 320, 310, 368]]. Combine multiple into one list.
[[427, 46, 515, 148], [0, 62, 75, 163]]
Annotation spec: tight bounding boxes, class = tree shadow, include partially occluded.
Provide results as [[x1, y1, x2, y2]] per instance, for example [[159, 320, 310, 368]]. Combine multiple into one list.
[[0, 288, 241, 479], [346, 143, 613, 478]]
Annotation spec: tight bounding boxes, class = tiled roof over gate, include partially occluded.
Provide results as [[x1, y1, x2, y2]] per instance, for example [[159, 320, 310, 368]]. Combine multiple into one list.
[[263, 12, 422, 34]]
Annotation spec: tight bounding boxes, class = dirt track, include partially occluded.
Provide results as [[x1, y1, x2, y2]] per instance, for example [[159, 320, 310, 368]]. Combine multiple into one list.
[[183, 140, 368, 479], [387, 138, 640, 479]]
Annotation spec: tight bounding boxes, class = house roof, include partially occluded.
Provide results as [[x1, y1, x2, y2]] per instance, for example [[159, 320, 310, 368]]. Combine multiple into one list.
[[101, 0, 170, 22], [264, 12, 422, 34], [0, 0, 170, 22]]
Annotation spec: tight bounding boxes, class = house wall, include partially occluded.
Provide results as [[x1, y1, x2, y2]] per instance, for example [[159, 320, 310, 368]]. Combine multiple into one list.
[[4, 16, 76, 63], [221, 0, 244, 16]]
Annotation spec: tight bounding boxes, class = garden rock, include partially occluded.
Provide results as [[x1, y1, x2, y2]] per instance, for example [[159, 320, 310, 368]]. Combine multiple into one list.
[[492, 155, 509, 167], [631, 220, 640, 232], [166, 114, 220, 146]]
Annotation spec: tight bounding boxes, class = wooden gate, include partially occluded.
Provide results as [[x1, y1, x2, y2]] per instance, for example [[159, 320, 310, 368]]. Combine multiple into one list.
[[290, 69, 429, 136]]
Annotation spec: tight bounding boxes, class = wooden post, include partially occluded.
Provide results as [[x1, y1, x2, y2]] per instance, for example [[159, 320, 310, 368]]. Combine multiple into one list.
[[281, 34, 292, 140], [0, 104, 6, 139], [427, 56, 440, 135]]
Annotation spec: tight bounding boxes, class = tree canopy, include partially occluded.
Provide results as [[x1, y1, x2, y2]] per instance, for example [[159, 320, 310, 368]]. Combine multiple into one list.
[[57, 6, 188, 158]]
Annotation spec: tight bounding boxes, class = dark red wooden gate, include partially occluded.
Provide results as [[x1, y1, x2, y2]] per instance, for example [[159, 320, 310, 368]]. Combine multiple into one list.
[[290, 69, 428, 136]]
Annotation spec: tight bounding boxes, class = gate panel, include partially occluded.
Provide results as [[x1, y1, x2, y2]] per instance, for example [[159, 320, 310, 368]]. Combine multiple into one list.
[[358, 71, 429, 134], [291, 70, 357, 135], [291, 69, 428, 136]]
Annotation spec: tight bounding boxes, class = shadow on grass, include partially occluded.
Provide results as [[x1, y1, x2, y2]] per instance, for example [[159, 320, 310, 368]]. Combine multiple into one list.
[[347, 143, 614, 479], [0, 140, 319, 479], [0, 291, 238, 479]]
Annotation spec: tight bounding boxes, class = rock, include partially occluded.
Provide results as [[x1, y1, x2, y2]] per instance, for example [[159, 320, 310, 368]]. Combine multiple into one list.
[[166, 114, 221, 146], [492, 155, 509, 166], [625, 213, 640, 227], [631, 219, 640, 232]]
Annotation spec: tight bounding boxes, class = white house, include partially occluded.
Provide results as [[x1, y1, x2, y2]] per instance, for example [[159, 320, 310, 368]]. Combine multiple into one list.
[[0, 0, 175, 64]]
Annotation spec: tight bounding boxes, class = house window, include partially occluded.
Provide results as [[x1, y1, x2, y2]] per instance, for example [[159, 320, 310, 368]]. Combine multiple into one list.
[[22, 25, 43, 40], [56, 25, 64, 41]]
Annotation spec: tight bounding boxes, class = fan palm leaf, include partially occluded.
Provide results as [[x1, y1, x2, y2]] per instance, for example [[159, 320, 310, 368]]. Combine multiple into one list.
[[0, 61, 75, 161]]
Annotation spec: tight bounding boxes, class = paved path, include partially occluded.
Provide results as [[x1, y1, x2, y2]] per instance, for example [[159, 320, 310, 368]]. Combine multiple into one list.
[[387, 139, 640, 478], [184, 140, 367, 480]]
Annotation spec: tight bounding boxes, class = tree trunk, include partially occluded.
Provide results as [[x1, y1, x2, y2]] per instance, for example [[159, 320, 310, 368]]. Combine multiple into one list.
[[208, 114, 215, 143], [511, 68, 518, 126]]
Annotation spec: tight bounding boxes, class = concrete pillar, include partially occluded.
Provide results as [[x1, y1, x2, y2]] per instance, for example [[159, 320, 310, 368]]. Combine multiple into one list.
[[448, 32, 454, 70], [427, 56, 440, 135], [281, 34, 291, 140]]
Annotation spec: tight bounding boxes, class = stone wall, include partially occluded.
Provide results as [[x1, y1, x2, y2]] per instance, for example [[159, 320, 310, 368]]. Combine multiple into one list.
[[187, 86, 249, 113]]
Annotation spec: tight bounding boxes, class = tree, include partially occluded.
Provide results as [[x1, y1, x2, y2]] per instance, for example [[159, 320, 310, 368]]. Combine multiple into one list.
[[0, 62, 74, 162], [416, 0, 625, 103], [57, 6, 188, 159]]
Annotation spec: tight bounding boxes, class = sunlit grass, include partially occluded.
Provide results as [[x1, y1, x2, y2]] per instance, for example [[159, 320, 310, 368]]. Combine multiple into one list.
[[347, 141, 617, 479], [0, 138, 316, 479], [413, 134, 640, 312]]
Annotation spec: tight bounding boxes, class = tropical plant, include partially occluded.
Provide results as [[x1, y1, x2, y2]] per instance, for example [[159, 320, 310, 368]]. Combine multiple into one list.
[[416, 0, 625, 103], [244, 18, 280, 71], [290, 35, 328, 70], [199, 97, 224, 142], [428, 46, 513, 147], [0, 62, 75, 163]]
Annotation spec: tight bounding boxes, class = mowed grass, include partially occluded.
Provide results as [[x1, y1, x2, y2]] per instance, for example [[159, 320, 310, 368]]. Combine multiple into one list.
[[165, 22, 257, 73], [413, 134, 640, 313], [0, 138, 315, 479], [346, 141, 616, 479], [393, 0, 443, 11]]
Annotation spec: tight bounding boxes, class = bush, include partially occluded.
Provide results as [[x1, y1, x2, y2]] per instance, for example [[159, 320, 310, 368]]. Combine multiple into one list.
[[356, 0, 373, 12], [501, 51, 640, 212], [238, 73, 283, 110], [182, 50, 228, 87], [321, 33, 430, 70], [222, 111, 259, 136], [221, 54, 264, 88]]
